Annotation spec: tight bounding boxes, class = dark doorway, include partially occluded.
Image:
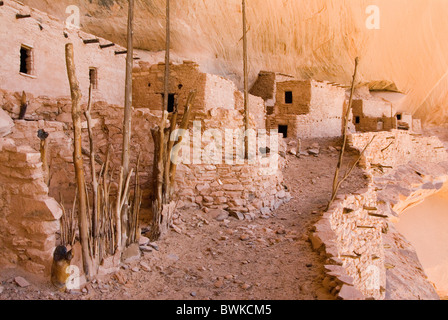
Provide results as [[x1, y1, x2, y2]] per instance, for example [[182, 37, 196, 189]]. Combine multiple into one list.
[[355, 116, 360, 124], [162, 93, 176, 113], [396, 113, 402, 121], [20, 46, 32, 74], [285, 91, 293, 104], [278, 125, 288, 138]]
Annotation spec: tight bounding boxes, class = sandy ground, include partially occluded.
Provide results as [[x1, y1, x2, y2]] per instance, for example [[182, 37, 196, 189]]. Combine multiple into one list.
[[0, 138, 368, 300]]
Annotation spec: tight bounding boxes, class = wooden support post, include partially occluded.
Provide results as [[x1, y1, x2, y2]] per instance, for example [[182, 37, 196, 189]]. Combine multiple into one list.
[[122, 0, 134, 178], [120, 0, 134, 251], [242, 0, 249, 160], [159, 0, 170, 201], [65, 43, 92, 278]]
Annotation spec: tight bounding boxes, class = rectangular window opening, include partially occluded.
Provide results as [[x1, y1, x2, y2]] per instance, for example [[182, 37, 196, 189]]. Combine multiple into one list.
[[20, 45, 33, 75], [89, 68, 98, 89], [377, 120, 384, 131], [161, 93, 176, 113], [396, 113, 402, 121], [285, 91, 293, 104], [278, 125, 288, 138], [355, 116, 360, 124]]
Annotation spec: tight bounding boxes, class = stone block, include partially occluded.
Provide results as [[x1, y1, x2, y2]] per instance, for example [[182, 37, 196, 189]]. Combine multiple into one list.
[[0, 108, 14, 137]]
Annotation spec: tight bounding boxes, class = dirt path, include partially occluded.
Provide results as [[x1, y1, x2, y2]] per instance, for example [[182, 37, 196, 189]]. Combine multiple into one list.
[[0, 138, 367, 300]]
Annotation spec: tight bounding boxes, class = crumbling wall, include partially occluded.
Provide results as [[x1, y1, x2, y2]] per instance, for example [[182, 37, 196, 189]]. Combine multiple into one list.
[[349, 130, 448, 172], [311, 131, 448, 300], [0, 138, 62, 275], [311, 187, 387, 300], [0, 1, 126, 106]]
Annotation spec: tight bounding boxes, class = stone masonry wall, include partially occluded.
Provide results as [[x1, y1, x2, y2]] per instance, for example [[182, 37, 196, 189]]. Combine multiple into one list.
[[2, 96, 158, 207], [174, 107, 289, 217], [0, 138, 62, 275], [349, 130, 448, 172], [310, 131, 448, 300]]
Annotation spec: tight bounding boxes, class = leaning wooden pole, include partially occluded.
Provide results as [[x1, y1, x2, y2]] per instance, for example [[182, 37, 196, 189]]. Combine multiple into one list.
[[242, 0, 249, 159], [122, 0, 134, 177], [65, 43, 91, 278], [328, 57, 359, 208]]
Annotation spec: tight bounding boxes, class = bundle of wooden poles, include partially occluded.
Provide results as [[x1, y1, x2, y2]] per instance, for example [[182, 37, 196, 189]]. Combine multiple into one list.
[[64, 43, 142, 278], [149, 91, 196, 241]]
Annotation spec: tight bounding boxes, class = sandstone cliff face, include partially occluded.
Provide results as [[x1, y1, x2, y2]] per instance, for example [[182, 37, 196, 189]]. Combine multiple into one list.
[[21, 0, 448, 125]]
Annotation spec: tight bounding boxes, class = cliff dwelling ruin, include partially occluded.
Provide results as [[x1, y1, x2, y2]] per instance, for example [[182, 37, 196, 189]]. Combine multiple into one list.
[[1, 0, 448, 303]]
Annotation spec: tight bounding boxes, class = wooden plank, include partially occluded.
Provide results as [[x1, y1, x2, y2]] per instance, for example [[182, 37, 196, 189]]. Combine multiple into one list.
[[83, 39, 100, 44], [99, 43, 115, 49], [16, 14, 31, 19]]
